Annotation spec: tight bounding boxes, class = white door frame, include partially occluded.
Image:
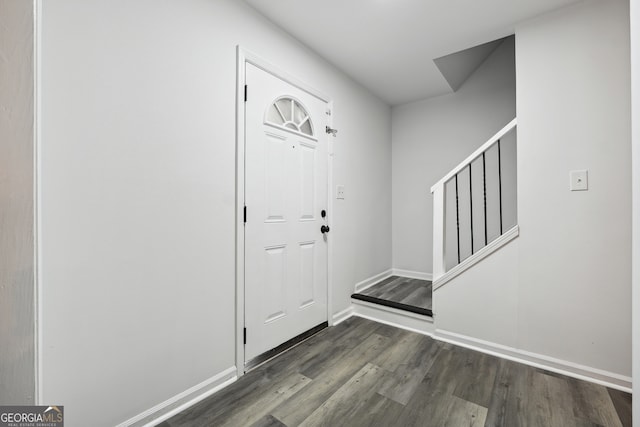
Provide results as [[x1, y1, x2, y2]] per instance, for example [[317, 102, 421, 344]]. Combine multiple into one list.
[[235, 46, 334, 377]]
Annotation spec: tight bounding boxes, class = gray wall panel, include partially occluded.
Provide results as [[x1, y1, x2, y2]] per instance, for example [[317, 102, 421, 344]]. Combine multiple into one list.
[[0, 0, 36, 404]]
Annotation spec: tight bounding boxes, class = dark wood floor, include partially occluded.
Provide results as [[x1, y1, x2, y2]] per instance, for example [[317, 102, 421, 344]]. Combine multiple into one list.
[[161, 317, 631, 427], [355, 276, 432, 312]]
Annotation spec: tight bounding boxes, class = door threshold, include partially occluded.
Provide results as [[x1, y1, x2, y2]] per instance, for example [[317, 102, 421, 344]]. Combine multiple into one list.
[[245, 321, 328, 372]]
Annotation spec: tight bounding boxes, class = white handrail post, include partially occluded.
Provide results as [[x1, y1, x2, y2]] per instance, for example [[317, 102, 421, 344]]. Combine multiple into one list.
[[432, 184, 446, 281]]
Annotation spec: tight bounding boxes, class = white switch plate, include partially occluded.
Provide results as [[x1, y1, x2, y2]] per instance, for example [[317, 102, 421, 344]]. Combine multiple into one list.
[[570, 170, 588, 191], [336, 185, 345, 199]]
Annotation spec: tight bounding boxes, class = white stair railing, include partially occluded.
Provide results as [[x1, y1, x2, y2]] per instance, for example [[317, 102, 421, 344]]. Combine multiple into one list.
[[431, 118, 518, 287]]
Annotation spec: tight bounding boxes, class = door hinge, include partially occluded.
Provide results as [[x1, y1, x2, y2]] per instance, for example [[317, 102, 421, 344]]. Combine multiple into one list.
[[244, 85, 248, 102], [326, 126, 338, 137], [243, 327, 247, 344], [244, 206, 247, 223]]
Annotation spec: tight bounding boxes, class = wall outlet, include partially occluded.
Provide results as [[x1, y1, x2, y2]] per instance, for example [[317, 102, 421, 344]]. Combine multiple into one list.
[[570, 170, 588, 191], [336, 185, 345, 199]]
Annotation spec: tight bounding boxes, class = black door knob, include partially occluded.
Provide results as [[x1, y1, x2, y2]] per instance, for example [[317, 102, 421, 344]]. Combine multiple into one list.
[[321, 225, 330, 234]]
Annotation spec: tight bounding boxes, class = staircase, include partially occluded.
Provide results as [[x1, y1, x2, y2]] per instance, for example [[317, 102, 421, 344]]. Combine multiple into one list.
[[346, 119, 518, 337], [431, 118, 518, 289], [350, 275, 433, 334]]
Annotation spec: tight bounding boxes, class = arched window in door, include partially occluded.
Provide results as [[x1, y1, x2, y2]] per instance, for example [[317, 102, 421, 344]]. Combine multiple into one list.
[[265, 97, 314, 137]]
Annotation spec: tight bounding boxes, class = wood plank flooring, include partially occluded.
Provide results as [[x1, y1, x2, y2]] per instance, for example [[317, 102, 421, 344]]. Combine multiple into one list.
[[161, 317, 630, 427], [355, 276, 432, 311]]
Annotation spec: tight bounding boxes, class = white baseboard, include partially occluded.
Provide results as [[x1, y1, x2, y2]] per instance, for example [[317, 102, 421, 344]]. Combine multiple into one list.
[[354, 269, 393, 293], [352, 299, 434, 337], [332, 306, 354, 325], [434, 329, 632, 393], [392, 269, 432, 281], [116, 366, 237, 427]]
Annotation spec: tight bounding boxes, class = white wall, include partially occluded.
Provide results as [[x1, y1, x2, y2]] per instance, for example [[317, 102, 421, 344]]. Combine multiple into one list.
[[436, 241, 519, 346], [435, 0, 632, 385], [630, 0, 639, 421], [0, 0, 35, 404], [38, 0, 391, 425], [516, 0, 630, 378], [392, 38, 516, 275]]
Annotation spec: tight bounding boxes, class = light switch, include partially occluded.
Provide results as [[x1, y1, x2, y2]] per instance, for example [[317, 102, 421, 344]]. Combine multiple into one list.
[[570, 170, 588, 191], [336, 185, 345, 199]]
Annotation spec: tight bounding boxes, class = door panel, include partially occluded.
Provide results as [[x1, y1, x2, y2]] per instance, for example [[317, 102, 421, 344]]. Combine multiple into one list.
[[264, 245, 286, 323], [244, 63, 328, 363], [299, 142, 316, 220], [265, 133, 287, 222], [299, 241, 316, 308]]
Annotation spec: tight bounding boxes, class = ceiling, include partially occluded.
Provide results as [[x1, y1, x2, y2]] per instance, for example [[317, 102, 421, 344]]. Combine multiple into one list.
[[244, 0, 584, 105]]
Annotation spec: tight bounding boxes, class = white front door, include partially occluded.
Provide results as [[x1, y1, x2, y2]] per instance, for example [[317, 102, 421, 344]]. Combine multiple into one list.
[[244, 63, 329, 363]]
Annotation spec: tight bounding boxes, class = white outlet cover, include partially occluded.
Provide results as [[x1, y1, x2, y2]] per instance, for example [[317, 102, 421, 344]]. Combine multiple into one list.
[[336, 185, 345, 199], [570, 170, 588, 191]]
